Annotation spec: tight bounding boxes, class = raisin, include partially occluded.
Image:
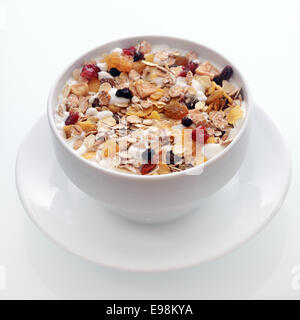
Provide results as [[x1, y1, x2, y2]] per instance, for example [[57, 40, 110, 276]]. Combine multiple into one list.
[[181, 117, 193, 127], [116, 88, 133, 99], [141, 163, 156, 175], [185, 97, 198, 110], [133, 51, 144, 62], [213, 65, 233, 85], [109, 68, 121, 77], [164, 99, 188, 120], [92, 98, 99, 108]]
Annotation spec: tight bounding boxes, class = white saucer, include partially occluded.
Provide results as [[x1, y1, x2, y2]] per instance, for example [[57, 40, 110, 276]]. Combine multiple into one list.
[[16, 104, 291, 272]]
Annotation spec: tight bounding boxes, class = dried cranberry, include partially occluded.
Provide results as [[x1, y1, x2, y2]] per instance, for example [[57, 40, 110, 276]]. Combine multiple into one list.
[[109, 68, 121, 77], [142, 148, 155, 163], [192, 126, 209, 143], [181, 117, 193, 127], [141, 163, 156, 175], [213, 65, 233, 85], [65, 112, 79, 125], [116, 88, 132, 99], [80, 64, 100, 80], [133, 51, 144, 61], [122, 46, 136, 56], [185, 97, 198, 110], [179, 62, 199, 77]]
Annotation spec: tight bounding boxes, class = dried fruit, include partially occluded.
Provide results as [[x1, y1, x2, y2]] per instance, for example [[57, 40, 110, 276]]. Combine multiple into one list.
[[92, 98, 99, 108], [123, 46, 136, 56], [105, 52, 133, 72], [213, 65, 233, 85], [175, 55, 189, 66], [134, 51, 144, 61], [80, 64, 100, 80], [109, 68, 121, 77], [148, 111, 160, 120], [65, 112, 79, 125], [132, 61, 146, 74], [179, 62, 199, 77], [226, 106, 243, 124], [116, 88, 133, 99], [88, 79, 100, 92], [141, 163, 156, 175], [63, 125, 73, 138], [164, 99, 188, 120], [192, 126, 209, 143], [185, 97, 199, 110], [181, 117, 193, 127]]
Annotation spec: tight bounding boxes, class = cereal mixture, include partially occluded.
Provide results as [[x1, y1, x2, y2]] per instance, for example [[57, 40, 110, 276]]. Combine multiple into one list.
[[55, 40, 244, 175]]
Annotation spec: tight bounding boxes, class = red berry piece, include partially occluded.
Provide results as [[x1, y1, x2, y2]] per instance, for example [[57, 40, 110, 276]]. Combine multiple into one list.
[[65, 112, 79, 125], [80, 64, 100, 80], [192, 126, 209, 143], [179, 62, 199, 77], [141, 163, 156, 175], [122, 46, 136, 56]]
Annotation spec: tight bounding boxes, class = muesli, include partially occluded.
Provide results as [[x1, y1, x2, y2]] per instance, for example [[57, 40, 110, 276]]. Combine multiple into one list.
[[55, 40, 245, 175]]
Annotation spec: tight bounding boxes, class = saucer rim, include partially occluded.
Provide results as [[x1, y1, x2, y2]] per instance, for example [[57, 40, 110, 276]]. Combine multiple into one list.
[[15, 103, 292, 272]]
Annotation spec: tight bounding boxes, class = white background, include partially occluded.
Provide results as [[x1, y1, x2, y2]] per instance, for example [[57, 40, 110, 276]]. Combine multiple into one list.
[[1, 0, 300, 299]]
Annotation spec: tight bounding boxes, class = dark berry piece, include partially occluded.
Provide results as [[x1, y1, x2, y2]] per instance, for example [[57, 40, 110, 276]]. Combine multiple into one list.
[[133, 51, 144, 61], [141, 163, 156, 175], [116, 88, 133, 99], [192, 126, 209, 143], [65, 112, 79, 125], [181, 117, 193, 127], [122, 46, 136, 56], [92, 98, 99, 108], [213, 65, 233, 85], [185, 97, 198, 110], [142, 148, 155, 163], [166, 150, 181, 165], [80, 64, 100, 80], [109, 68, 121, 77], [179, 61, 199, 77]]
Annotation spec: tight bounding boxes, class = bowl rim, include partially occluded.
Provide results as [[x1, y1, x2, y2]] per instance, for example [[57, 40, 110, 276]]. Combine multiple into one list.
[[47, 35, 253, 180]]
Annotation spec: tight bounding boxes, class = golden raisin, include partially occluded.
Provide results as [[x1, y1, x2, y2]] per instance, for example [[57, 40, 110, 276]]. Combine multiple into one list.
[[88, 79, 100, 92], [164, 99, 188, 120], [105, 52, 133, 73]]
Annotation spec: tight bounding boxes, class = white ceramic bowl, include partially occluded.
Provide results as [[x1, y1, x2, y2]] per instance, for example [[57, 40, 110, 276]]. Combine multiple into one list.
[[47, 36, 253, 223]]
